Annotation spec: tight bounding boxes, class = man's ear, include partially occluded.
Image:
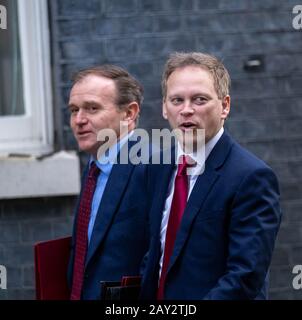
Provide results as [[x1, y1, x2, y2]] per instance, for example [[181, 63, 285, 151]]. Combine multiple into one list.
[[162, 99, 168, 120], [221, 95, 230, 120], [124, 102, 140, 123]]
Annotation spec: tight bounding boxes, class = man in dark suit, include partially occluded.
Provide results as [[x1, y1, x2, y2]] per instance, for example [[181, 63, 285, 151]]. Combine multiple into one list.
[[140, 52, 282, 300], [67, 65, 149, 300]]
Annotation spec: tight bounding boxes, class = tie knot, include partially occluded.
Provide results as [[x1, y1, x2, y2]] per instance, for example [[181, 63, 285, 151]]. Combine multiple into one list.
[[88, 162, 100, 179], [177, 155, 196, 176]]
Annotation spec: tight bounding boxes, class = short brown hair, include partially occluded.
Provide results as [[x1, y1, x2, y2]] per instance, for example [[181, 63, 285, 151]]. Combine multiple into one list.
[[72, 65, 144, 109], [162, 52, 231, 100]]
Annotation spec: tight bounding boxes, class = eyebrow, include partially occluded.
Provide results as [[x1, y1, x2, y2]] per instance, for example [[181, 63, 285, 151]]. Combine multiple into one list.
[[168, 92, 212, 99], [67, 100, 100, 109], [192, 93, 211, 99], [67, 103, 76, 109]]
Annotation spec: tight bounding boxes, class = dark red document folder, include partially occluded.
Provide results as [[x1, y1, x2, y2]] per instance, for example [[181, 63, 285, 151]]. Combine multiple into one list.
[[34, 236, 72, 300], [121, 275, 141, 287]]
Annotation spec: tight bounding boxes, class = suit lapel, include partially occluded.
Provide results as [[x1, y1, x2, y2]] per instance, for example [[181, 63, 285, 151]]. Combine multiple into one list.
[[85, 140, 137, 267], [152, 144, 178, 228], [167, 131, 234, 274], [147, 162, 175, 278], [149, 148, 176, 267], [151, 164, 175, 236]]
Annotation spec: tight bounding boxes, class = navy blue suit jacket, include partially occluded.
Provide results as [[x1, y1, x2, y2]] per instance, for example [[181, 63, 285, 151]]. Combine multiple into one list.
[[140, 131, 281, 300], [68, 141, 149, 300]]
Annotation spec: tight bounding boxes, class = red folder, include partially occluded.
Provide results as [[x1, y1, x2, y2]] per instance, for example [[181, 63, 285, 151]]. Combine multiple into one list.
[[121, 275, 141, 287], [34, 236, 72, 300]]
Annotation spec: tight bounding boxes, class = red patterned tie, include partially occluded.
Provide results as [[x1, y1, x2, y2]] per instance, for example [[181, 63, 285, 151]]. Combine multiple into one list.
[[157, 155, 192, 300], [70, 162, 100, 300]]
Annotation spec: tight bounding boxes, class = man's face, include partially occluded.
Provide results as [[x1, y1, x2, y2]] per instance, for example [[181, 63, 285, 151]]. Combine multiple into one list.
[[69, 75, 126, 158], [163, 65, 230, 147]]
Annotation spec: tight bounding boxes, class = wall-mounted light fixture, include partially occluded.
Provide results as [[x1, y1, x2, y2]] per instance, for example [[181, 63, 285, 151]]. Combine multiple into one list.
[[243, 55, 265, 72]]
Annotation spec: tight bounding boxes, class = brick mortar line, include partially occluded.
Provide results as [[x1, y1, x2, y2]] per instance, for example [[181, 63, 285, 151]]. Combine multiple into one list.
[[55, 8, 297, 20]]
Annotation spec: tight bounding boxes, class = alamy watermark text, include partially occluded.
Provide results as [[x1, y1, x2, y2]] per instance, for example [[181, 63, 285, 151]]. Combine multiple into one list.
[[293, 5, 302, 30], [0, 4, 7, 30], [0, 265, 7, 290]]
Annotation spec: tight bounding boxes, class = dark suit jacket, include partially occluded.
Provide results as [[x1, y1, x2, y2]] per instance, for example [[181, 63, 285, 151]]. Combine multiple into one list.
[[68, 140, 149, 300], [140, 131, 282, 300]]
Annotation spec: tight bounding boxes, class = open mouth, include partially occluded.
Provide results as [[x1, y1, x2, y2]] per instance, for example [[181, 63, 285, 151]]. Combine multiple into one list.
[[180, 122, 197, 130]]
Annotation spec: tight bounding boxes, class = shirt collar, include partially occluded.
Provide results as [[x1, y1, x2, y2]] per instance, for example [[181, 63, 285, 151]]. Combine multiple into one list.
[[176, 127, 224, 168], [90, 130, 134, 175]]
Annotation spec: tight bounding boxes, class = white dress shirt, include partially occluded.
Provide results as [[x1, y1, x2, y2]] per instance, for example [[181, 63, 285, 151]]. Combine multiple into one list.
[[158, 127, 224, 277]]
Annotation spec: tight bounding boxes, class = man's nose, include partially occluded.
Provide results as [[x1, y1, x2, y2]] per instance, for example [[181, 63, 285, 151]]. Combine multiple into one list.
[[74, 110, 88, 125], [180, 101, 194, 116]]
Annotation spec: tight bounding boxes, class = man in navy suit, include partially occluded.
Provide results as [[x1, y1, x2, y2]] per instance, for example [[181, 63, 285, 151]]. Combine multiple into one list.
[[140, 52, 282, 300], [67, 65, 149, 300]]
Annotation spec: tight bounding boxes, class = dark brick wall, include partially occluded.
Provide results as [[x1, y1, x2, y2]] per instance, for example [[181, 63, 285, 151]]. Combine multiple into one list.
[[1, 0, 301, 299]]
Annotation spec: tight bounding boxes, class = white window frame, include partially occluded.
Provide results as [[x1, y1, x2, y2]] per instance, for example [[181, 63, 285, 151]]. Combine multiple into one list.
[[0, 0, 53, 156]]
